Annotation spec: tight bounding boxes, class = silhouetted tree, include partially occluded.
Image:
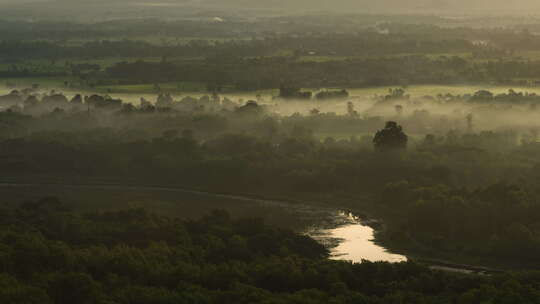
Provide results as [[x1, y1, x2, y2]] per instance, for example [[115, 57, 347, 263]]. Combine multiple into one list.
[[373, 121, 408, 151]]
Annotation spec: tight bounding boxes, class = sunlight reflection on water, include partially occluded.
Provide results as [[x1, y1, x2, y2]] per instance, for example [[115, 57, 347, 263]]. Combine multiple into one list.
[[313, 212, 407, 263]]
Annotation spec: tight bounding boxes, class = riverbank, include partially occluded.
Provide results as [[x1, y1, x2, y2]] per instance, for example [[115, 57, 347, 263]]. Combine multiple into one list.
[[0, 178, 533, 272], [340, 197, 540, 272], [268, 189, 540, 272]]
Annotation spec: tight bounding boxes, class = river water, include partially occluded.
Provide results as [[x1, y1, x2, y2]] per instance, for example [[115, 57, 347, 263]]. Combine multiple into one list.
[[308, 211, 407, 263]]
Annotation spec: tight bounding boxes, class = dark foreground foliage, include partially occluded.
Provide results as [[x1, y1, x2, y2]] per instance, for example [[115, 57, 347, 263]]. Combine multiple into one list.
[[1, 198, 540, 304]]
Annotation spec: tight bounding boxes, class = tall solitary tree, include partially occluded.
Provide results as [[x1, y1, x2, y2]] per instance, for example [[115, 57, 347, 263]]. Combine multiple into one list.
[[373, 121, 408, 151]]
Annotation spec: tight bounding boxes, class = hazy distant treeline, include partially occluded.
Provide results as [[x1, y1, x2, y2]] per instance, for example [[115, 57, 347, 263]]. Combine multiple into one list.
[[4, 22, 540, 90]]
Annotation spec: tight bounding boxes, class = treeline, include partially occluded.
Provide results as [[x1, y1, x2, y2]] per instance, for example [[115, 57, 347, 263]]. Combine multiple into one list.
[[2, 197, 540, 303], [379, 180, 540, 264], [3, 21, 540, 62], [102, 55, 540, 90], [0, 34, 473, 61], [433, 89, 540, 104], [0, 39, 273, 62]]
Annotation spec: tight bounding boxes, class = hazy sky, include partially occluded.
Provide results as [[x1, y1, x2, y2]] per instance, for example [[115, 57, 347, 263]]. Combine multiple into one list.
[[203, 0, 540, 12], [1, 0, 540, 15]]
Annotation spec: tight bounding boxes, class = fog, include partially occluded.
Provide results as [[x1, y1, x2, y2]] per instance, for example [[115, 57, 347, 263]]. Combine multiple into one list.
[[2, 85, 539, 145], [3, 0, 540, 18]]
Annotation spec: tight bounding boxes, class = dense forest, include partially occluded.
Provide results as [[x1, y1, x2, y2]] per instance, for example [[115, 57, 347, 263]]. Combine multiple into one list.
[[3, 198, 540, 304]]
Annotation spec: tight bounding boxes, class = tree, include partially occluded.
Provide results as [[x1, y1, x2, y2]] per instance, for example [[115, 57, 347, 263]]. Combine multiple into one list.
[[395, 104, 403, 116], [347, 102, 358, 117], [466, 113, 474, 132], [373, 121, 408, 152], [236, 100, 263, 115]]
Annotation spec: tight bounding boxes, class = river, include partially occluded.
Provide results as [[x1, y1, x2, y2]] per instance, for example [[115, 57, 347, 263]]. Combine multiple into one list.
[[0, 182, 407, 263], [307, 211, 407, 263], [0, 182, 499, 273]]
